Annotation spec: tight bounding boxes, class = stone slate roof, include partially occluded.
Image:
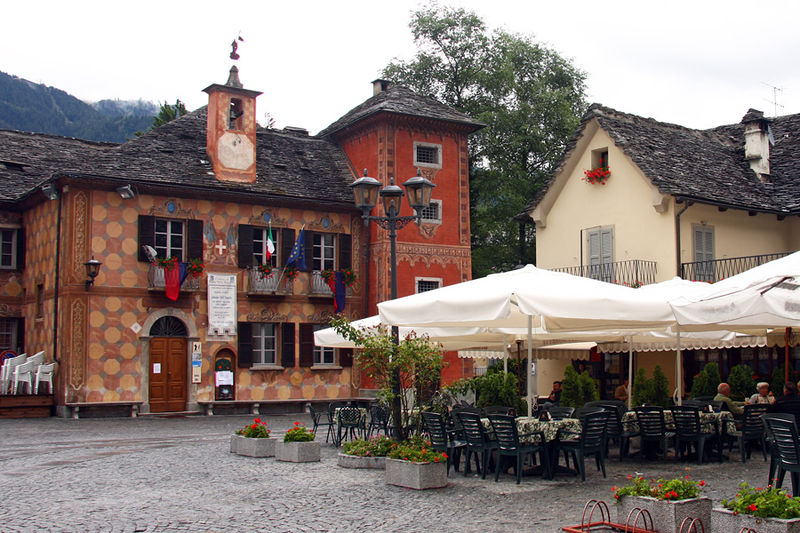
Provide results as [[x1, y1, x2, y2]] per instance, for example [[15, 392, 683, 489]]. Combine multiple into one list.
[[318, 85, 484, 138], [0, 107, 357, 205], [526, 104, 800, 215]]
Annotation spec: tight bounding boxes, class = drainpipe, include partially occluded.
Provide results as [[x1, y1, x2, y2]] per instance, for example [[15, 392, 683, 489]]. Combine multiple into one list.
[[674, 199, 693, 277]]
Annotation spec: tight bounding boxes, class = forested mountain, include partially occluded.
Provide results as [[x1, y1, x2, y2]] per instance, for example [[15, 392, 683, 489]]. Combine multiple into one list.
[[0, 72, 157, 142]]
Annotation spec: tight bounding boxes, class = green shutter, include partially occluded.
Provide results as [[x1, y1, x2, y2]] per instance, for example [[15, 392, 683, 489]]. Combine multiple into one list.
[[137, 215, 155, 262], [281, 322, 296, 368], [187, 219, 204, 259], [237, 322, 253, 368], [298, 324, 315, 367], [237, 224, 253, 268]]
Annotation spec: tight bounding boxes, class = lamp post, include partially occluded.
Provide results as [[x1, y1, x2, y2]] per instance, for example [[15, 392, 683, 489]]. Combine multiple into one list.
[[350, 169, 435, 439]]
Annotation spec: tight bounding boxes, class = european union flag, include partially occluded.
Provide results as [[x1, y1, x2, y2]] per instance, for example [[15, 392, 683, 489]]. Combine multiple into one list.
[[285, 229, 306, 270]]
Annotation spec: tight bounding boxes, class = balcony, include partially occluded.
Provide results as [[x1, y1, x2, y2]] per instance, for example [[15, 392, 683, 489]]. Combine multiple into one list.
[[247, 267, 293, 295], [147, 263, 201, 291], [309, 271, 333, 296], [549, 259, 657, 287], [681, 252, 791, 283]]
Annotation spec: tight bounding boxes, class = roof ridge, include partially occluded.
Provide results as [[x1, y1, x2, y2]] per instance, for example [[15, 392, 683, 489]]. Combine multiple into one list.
[[0, 128, 120, 147]]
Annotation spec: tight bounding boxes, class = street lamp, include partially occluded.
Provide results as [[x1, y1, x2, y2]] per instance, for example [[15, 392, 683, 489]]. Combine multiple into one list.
[[84, 256, 102, 290], [350, 168, 435, 438]]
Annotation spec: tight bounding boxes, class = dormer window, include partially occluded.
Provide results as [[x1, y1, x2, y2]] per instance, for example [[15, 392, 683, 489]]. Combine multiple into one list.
[[229, 98, 244, 130]]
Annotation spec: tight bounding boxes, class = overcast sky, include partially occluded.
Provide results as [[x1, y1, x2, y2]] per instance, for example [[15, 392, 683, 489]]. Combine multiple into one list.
[[4, 0, 800, 134]]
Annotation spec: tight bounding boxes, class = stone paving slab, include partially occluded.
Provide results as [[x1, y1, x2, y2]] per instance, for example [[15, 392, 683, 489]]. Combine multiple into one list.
[[0, 414, 775, 532]]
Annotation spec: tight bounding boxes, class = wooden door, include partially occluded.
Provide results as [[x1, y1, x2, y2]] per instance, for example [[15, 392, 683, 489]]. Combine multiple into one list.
[[149, 337, 187, 412]]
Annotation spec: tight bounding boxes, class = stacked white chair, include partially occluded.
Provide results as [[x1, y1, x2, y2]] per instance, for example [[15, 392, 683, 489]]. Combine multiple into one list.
[[34, 363, 55, 394], [26, 351, 45, 374], [12, 359, 33, 394], [1, 353, 26, 394]]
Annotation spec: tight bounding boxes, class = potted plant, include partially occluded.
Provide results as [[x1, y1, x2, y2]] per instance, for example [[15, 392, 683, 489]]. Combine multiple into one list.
[[338, 435, 394, 469], [613, 475, 710, 532], [714, 483, 800, 533], [186, 257, 204, 278], [583, 157, 611, 185], [340, 268, 357, 287], [230, 418, 276, 457], [384, 436, 448, 490], [284, 265, 299, 282], [275, 422, 320, 463], [155, 256, 178, 271], [257, 263, 273, 279]]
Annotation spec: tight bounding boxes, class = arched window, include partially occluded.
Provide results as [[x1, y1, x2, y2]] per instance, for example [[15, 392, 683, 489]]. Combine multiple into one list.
[[150, 316, 188, 337]]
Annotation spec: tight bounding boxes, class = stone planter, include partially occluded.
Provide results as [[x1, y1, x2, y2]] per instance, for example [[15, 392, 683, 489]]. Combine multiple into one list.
[[275, 440, 321, 463], [337, 453, 386, 470], [712, 508, 800, 533], [616, 496, 711, 533], [229, 435, 276, 457], [385, 458, 447, 490]]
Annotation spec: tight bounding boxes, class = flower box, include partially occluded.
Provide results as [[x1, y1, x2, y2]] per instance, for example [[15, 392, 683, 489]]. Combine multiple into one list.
[[337, 453, 386, 470], [616, 496, 711, 533], [385, 458, 447, 490], [275, 440, 321, 463], [712, 508, 800, 533], [230, 435, 276, 457]]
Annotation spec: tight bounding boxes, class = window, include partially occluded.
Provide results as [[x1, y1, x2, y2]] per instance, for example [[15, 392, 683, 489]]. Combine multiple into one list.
[[0, 229, 18, 268], [36, 284, 44, 319], [252, 323, 277, 365], [416, 277, 442, 293], [253, 228, 279, 267], [693, 225, 715, 282], [154, 219, 186, 260], [587, 227, 613, 282], [229, 98, 244, 130], [0, 318, 21, 352], [414, 142, 442, 168], [591, 148, 609, 169], [420, 199, 442, 223], [312, 233, 336, 271], [313, 324, 336, 365]]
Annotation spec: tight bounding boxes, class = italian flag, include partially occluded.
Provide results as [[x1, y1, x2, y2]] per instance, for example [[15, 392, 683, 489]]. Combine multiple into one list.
[[266, 226, 275, 260]]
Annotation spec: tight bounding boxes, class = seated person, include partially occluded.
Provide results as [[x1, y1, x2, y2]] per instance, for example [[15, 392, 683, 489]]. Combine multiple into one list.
[[546, 381, 562, 406], [747, 382, 775, 405], [770, 382, 800, 425], [773, 381, 800, 404], [615, 379, 629, 402], [713, 382, 744, 415]]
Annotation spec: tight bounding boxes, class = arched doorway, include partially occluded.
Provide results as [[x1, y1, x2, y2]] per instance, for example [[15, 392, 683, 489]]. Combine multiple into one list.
[[149, 316, 189, 412]]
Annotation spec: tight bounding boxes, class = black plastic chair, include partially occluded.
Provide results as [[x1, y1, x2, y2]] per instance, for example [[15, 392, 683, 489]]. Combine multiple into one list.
[[456, 411, 499, 479], [366, 405, 390, 438], [728, 404, 769, 462], [672, 406, 714, 464], [598, 404, 638, 461], [574, 406, 605, 420], [488, 414, 549, 484], [308, 403, 334, 443], [634, 406, 675, 460], [762, 413, 800, 495], [546, 406, 575, 420], [551, 410, 610, 481], [692, 396, 714, 402], [482, 405, 516, 417], [335, 406, 365, 446], [422, 411, 465, 475]]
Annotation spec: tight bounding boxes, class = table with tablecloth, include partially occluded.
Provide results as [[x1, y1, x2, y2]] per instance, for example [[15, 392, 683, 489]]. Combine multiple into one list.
[[481, 416, 582, 444], [621, 410, 736, 435]]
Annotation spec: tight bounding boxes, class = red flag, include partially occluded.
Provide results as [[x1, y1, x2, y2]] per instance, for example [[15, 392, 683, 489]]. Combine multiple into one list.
[[165, 264, 181, 301]]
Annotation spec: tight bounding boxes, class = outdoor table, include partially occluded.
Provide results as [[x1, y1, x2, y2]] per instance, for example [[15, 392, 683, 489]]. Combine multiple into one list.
[[334, 406, 368, 424], [621, 410, 735, 435], [481, 416, 582, 444]]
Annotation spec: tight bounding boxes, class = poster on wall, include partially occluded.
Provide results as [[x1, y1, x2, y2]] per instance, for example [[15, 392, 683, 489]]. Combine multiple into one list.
[[207, 273, 237, 337]]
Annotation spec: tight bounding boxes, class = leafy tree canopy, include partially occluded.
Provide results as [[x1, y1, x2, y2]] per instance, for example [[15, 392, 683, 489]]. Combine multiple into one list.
[[152, 99, 188, 129], [383, 4, 587, 276]]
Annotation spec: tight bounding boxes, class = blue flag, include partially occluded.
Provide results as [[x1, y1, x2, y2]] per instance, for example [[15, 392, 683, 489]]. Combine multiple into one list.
[[333, 270, 347, 312], [285, 229, 306, 270]]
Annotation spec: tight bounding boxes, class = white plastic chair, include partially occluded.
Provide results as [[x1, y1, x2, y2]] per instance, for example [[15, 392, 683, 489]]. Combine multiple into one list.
[[12, 359, 33, 394], [1, 353, 26, 394], [26, 351, 44, 376], [34, 363, 55, 394]]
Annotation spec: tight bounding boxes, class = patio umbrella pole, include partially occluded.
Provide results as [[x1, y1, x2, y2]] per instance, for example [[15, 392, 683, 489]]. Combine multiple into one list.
[[675, 324, 682, 406], [527, 315, 534, 416], [627, 336, 633, 410], [503, 334, 508, 374], [786, 327, 792, 383]]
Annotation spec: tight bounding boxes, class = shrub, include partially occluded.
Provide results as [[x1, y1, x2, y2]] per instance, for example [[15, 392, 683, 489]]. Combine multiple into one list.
[[613, 475, 706, 503], [474, 371, 526, 414], [283, 422, 315, 442], [728, 364, 756, 401], [342, 435, 395, 457], [560, 365, 581, 408], [722, 482, 800, 519], [704, 362, 722, 392], [632, 367, 651, 406], [234, 418, 271, 438], [771, 365, 800, 398], [577, 370, 599, 406], [651, 365, 670, 407], [690, 362, 722, 398]]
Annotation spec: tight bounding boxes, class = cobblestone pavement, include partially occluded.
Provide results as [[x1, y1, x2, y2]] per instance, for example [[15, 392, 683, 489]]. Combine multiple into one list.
[[0, 414, 776, 532]]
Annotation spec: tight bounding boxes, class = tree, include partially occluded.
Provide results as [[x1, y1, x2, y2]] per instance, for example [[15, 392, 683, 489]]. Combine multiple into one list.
[[150, 99, 188, 129], [383, 4, 587, 276]]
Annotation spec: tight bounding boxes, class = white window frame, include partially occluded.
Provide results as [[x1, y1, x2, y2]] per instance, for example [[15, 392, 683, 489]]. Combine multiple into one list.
[[413, 141, 442, 169], [586, 226, 614, 282], [253, 227, 279, 267], [415, 277, 443, 294], [419, 199, 442, 224], [692, 224, 715, 282], [252, 323, 278, 365], [313, 324, 336, 365], [0, 228, 18, 269], [313, 233, 336, 271], [154, 218, 186, 261]]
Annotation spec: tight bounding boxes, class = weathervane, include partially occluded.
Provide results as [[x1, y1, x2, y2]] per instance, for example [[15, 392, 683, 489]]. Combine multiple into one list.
[[230, 35, 244, 61]]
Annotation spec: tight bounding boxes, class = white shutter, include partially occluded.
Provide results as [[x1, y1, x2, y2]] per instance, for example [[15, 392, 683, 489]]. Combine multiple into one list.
[[600, 229, 613, 264]]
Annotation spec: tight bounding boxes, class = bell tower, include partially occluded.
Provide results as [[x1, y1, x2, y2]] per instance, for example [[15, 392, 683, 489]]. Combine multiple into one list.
[[203, 46, 262, 183]]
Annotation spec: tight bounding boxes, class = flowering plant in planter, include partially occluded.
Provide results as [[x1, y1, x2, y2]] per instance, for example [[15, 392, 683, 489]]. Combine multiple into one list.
[[284, 265, 299, 282], [341, 268, 357, 287], [156, 256, 178, 271], [342, 435, 395, 457], [186, 257, 204, 278], [320, 269, 336, 284], [387, 436, 448, 463], [235, 418, 271, 438], [584, 158, 611, 185], [613, 475, 706, 502], [721, 482, 800, 519], [257, 263, 273, 279], [283, 421, 315, 442]]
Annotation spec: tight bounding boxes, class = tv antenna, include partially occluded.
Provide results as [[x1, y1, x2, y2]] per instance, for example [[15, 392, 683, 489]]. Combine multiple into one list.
[[762, 82, 784, 117]]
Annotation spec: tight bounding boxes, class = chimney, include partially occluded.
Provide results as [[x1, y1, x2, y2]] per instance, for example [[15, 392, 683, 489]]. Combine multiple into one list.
[[372, 79, 392, 96], [741, 108, 771, 182]]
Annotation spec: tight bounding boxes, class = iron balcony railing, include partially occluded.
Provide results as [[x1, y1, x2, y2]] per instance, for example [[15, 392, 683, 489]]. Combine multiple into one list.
[[680, 252, 791, 283], [310, 271, 333, 296], [549, 259, 658, 287], [147, 263, 201, 291], [247, 267, 293, 294]]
